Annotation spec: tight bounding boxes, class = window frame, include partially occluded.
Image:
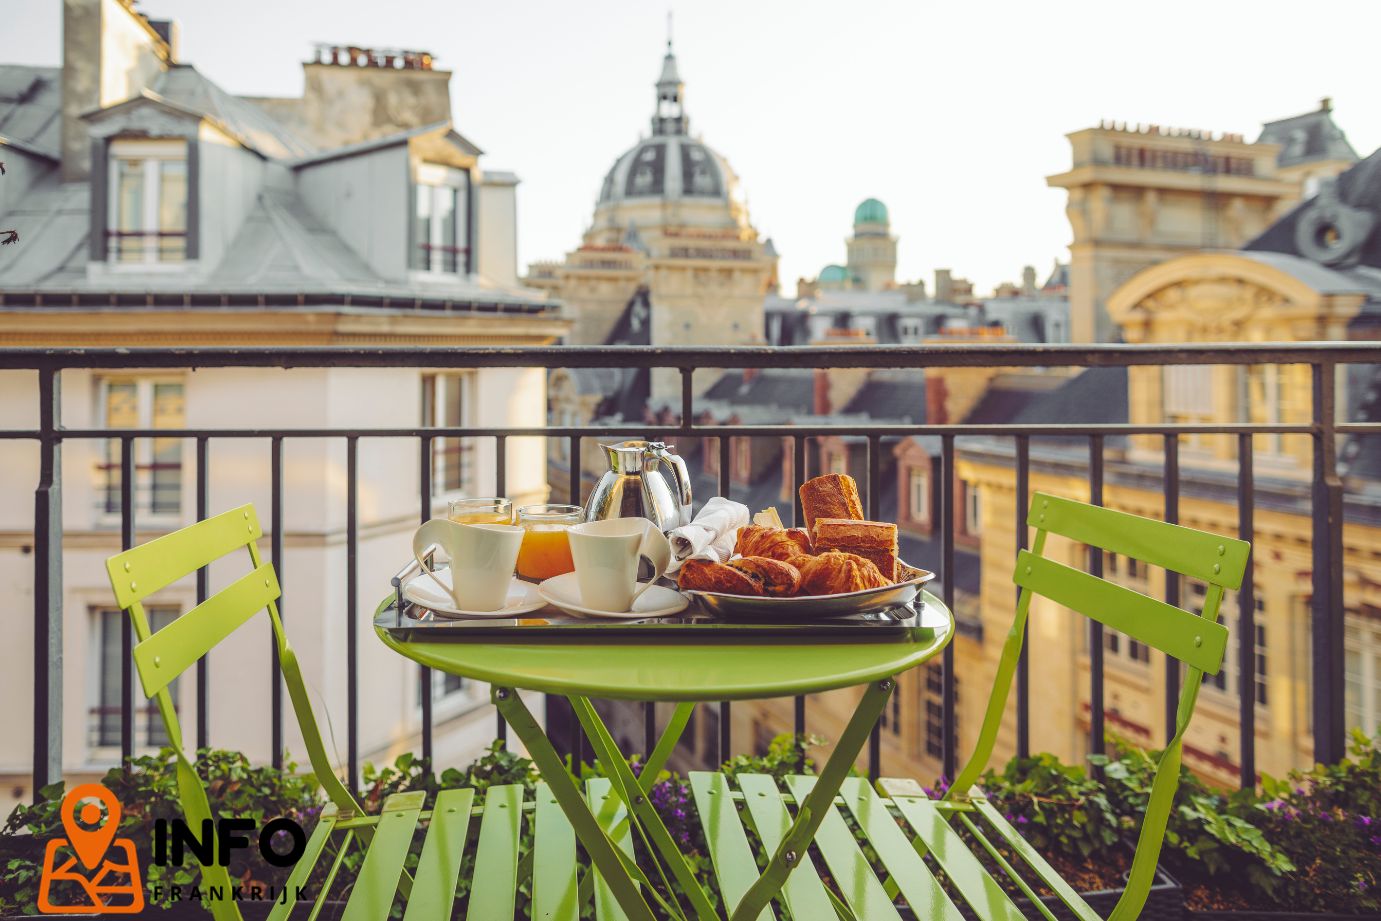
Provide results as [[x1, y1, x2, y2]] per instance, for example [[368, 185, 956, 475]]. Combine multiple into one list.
[[89, 605, 180, 753], [1344, 610, 1381, 736], [95, 375, 185, 523], [907, 466, 930, 525], [107, 138, 189, 267], [413, 163, 471, 275], [422, 372, 476, 497]]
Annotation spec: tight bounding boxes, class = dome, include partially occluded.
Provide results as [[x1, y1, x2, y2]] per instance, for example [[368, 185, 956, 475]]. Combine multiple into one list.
[[597, 135, 733, 206], [854, 198, 889, 226], [818, 264, 850, 282]]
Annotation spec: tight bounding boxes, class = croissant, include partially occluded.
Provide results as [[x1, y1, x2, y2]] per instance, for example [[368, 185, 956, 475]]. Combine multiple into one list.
[[797, 551, 890, 596], [729, 556, 802, 597], [678, 558, 764, 596], [734, 525, 814, 562]]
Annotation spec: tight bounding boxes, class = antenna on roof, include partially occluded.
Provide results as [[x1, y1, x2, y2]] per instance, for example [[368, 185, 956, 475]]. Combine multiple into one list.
[[667, 10, 673, 51]]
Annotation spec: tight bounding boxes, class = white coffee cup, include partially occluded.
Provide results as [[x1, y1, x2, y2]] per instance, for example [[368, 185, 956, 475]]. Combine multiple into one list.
[[412, 519, 523, 612], [567, 518, 672, 613]]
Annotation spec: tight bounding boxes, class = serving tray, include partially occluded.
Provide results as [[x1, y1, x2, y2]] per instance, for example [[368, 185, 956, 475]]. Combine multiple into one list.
[[376, 594, 944, 642]]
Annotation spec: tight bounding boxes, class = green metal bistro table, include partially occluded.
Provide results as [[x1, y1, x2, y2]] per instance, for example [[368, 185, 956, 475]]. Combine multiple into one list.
[[375, 590, 954, 921]]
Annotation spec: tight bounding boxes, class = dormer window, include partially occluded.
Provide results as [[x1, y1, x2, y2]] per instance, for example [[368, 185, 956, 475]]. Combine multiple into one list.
[[108, 139, 188, 264], [412, 163, 470, 274]]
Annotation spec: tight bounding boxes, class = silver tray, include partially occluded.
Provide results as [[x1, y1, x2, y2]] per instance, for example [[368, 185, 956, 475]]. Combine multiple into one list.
[[684, 561, 935, 619]]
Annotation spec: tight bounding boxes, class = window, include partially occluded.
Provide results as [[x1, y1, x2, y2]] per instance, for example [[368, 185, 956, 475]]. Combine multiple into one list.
[[1162, 366, 1214, 450], [1104, 629, 1150, 665], [422, 374, 474, 495], [923, 665, 956, 760], [1241, 366, 1286, 455], [431, 670, 465, 701], [92, 606, 178, 748], [827, 450, 847, 476], [1345, 611, 1381, 735], [963, 483, 981, 536], [907, 467, 930, 523], [98, 377, 184, 518], [108, 139, 187, 264], [878, 681, 902, 736], [1195, 581, 1268, 705], [412, 163, 470, 273]]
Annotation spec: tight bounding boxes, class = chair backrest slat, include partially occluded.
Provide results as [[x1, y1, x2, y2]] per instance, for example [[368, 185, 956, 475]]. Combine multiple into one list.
[[133, 562, 280, 697], [1014, 550, 1228, 673], [107, 504, 263, 608], [1028, 492, 1248, 589]]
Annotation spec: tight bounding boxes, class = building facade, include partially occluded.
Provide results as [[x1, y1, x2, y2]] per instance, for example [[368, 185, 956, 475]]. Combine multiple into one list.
[[0, 0, 564, 810], [1047, 105, 1358, 343]]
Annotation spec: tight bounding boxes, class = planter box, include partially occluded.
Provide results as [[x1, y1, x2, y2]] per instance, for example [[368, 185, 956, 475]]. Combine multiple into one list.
[[1188, 913, 1381, 920], [1011, 864, 1183, 921]]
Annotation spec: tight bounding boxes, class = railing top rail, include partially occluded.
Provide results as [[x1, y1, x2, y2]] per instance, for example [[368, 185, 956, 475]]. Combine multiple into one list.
[[1, 342, 1380, 371]]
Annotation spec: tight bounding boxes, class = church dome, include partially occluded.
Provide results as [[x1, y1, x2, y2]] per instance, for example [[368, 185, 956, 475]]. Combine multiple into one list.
[[819, 264, 850, 282], [854, 198, 889, 226], [597, 135, 733, 205]]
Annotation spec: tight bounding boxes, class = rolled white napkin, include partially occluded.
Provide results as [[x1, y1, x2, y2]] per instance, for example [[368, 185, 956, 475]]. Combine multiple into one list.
[[667, 497, 750, 572]]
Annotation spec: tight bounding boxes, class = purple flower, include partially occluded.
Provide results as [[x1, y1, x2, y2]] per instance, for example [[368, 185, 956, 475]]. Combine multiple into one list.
[[1263, 800, 1284, 812], [1355, 815, 1373, 828], [1369, 835, 1381, 847]]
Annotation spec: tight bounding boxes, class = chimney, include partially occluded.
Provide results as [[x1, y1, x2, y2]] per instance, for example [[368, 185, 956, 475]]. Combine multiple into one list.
[[935, 268, 954, 303], [1021, 265, 1037, 295], [61, 0, 171, 180], [813, 370, 830, 416], [298, 47, 453, 149], [146, 19, 179, 61]]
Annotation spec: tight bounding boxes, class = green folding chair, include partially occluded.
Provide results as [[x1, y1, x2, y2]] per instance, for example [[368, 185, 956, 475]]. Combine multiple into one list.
[[105, 504, 543, 921], [931, 491, 1247, 919]]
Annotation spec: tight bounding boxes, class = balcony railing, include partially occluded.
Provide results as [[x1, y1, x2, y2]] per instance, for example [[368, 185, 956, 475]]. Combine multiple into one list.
[[3, 342, 1375, 800]]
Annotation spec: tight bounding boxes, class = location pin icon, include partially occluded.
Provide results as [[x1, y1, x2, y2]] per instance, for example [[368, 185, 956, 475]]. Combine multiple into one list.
[[61, 783, 121, 870]]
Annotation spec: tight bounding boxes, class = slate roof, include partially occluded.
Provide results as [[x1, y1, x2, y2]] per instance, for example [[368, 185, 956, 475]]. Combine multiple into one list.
[[701, 369, 817, 416], [1340, 364, 1381, 483], [1246, 147, 1381, 274], [841, 369, 927, 423], [0, 66, 61, 159], [154, 64, 315, 159], [1257, 105, 1358, 168]]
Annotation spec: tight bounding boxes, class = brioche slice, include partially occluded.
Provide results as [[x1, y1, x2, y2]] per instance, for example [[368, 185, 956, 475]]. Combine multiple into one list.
[[813, 518, 899, 581], [796, 551, 889, 596], [678, 558, 763, 596], [799, 474, 864, 535], [729, 556, 802, 597]]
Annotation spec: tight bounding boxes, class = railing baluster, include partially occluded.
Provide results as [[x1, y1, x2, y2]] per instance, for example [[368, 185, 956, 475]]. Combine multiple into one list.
[[941, 434, 956, 782], [418, 434, 434, 764], [1163, 434, 1180, 744], [195, 436, 210, 750], [718, 433, 732, 767], [792, 434, 807, 745], [867, 434, 882, 781], [33, 368, 63, 800], [270, 436, 285, 771], [1088, 435, 1105, 768], [1311, 362, 1345, 765], [1015, 434, 1030, 759], [346, 436, 359, 790], [495, 434, 508, 744], [1238, 433, 1256, 789], [120, 436, 134, 762]]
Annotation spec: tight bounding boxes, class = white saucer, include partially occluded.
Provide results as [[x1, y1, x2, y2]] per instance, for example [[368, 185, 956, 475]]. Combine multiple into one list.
[[404, 570, 546, 619], [537, 572, 689, 620]]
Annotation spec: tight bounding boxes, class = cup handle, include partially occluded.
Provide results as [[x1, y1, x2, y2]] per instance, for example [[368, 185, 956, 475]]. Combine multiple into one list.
[[629, 523, 673, 606], [413, 520, 449, 584]]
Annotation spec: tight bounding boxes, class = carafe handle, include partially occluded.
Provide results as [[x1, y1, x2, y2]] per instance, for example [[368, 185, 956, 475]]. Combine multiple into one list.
[[651, 443, 693, 529]]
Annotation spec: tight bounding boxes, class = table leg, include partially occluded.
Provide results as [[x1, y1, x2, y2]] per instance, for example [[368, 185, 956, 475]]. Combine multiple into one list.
[[570, 697, 719, 921], [491, 687, 658, 921], [727, 677, 895, 921]]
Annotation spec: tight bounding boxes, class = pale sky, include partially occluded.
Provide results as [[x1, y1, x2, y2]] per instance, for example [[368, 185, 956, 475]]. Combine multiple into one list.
[[4, 0, 1379, 294]]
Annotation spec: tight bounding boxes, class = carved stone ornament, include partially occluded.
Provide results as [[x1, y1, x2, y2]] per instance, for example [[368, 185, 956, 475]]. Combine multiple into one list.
[[1295, 178, 1376, 267]]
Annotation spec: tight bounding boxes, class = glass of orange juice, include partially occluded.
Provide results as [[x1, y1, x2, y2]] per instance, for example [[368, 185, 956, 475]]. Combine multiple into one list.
[[516, 504, 582, 580], [448, 497, 513, 525]]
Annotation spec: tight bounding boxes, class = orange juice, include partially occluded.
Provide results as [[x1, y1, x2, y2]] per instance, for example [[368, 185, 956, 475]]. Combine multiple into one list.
[[517, 527, 575, 580], [449, 511, 513, 525]]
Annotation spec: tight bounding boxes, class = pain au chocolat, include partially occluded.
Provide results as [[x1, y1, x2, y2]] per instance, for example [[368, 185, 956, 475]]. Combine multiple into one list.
[[729, 556, 802, 597], [797, 550, 890, 596], [678, 558, 764, 596], [813, 518, 899, 581], [798, 474, 864, 535]]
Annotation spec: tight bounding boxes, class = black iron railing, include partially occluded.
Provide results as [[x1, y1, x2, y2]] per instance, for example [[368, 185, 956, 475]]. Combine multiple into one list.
[[3, 342, 1374, 800]]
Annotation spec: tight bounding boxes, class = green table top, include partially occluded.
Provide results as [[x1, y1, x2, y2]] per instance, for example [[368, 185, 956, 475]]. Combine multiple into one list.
[[374, 590, 954, 701]]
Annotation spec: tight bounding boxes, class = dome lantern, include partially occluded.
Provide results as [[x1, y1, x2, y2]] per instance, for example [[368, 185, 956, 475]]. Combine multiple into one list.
[[652, 34, 687, 136]]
